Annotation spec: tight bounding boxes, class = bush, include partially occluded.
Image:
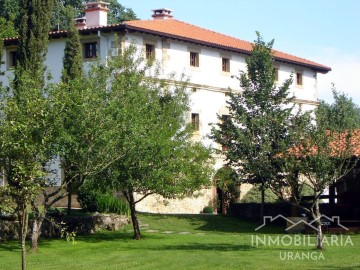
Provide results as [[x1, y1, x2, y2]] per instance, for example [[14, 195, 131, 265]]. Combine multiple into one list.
[[97, 194, 130, 216], [77, 185, 99, 212], [240, 185, 279, 203], [77, 184, 130, 216], [202, 206, 214, 214]]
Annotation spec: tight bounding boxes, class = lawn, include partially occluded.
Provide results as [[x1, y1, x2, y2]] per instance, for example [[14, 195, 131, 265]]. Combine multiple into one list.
[[0, 214, 359, 270]]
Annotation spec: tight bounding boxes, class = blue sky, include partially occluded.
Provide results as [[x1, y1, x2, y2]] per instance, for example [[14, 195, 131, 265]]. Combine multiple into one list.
[[119, 0, 360, 105]]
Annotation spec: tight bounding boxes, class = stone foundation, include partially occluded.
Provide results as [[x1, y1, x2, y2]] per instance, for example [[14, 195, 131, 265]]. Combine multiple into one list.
[[0, 213, 129, 241]]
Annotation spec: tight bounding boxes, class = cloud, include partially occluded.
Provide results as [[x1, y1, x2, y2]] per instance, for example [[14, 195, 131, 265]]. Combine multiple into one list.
[[315, 48, 360, 105]]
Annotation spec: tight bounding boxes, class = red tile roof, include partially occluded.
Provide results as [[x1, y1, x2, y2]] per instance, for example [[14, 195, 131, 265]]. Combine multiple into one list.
[[290, 130, 360, 158], [123, 19, 331, 73], [3, 18, 331, 73]]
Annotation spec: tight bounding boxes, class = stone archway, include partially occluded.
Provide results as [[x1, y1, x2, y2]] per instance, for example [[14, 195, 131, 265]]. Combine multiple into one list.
[[213, 167, 239, 214]]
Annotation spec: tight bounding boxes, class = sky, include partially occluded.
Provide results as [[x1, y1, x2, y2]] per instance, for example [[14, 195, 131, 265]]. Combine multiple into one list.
[[119, 0, 360, 105]]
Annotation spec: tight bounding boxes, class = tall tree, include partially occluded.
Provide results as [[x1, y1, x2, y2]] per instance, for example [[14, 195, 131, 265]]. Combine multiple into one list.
[[94, 45, 214, 240], [0, 0, 137, 33], [0, 76, 57, 269], [318, 86, 360, 130], [210, 32, 294, 218], [27, 6, 83, 252], [0, 1, 54, 268], [15, 0, 53, 91], [60, 6, 83, 214], [61, 7, 82, 83]]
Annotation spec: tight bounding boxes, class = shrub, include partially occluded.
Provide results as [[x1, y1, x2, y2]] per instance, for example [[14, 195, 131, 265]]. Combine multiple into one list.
[[240, 185, 279, 203], [96, 194, 130, 216], [77, 185, 99, 212], [77, 184, 130, 216], [202, 206, 214, 214]]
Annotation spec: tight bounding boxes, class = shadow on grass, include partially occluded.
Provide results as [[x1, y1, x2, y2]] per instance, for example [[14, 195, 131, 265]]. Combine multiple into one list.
[[0, 236, 63, 253], [307, 267, 360, 270], [154, 243, 256, 251], [0, 242, 20, 252], [139, 213, 284, 234], [77, 230, 164, 243]]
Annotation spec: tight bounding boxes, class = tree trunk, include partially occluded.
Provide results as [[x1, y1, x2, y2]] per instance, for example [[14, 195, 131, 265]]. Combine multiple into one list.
[[260, 181, 265, 219], [314, 200, 323, 250], [30, 215, 44, 252], [67, 182, 72, 215], [128, 190, 141, 240], [18, 203, 29, 270]]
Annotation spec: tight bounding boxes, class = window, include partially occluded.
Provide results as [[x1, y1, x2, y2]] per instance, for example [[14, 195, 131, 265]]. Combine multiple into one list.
[[222, 58, 230, 72], [7, 50, 17, 68], [110, 40, 121, 56], [190, 52, 199, 67], [296, 72, 303, 86], [191, 113, 200, 131], [84, 42, 97, 58], [145, 44, 155, 59], [274, 67, 279, 82], [221, 115, 231, 151]]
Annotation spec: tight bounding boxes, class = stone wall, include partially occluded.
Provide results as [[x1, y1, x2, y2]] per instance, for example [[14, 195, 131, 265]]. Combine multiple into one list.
[[0, 213, 129, 241], [135, 188, 214, 214]]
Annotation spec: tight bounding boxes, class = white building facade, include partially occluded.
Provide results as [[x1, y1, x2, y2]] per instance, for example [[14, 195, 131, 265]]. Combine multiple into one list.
[[1, 3, 331, 214]]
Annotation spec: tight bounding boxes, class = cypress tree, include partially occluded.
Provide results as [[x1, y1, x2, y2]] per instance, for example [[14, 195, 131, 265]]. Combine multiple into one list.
[[61, 6, 82, 214], [61, 6, 82, 83], [15, 0, 53, 91]]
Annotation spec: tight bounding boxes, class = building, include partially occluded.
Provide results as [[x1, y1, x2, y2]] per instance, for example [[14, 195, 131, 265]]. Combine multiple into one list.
[[1, 2, 331, 214]]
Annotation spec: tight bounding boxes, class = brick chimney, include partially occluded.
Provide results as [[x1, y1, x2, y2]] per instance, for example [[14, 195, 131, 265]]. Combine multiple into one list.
[[152, 8, 173, 20], [83, 1, 109, 28], [74, 17, 87, 30]]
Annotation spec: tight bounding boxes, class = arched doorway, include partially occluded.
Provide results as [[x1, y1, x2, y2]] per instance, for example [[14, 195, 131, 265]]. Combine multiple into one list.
[[213, 167, 239, 214]]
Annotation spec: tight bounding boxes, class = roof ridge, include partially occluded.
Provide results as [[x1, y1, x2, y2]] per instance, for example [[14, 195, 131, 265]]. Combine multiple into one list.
[[123, 19, 330, 71]]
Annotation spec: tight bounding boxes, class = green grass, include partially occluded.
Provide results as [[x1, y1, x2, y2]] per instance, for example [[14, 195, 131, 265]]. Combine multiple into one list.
[[0, 214, 359, 270]]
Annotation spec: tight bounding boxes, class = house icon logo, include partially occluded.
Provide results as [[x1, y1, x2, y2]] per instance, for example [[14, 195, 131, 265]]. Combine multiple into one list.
[[255, 214, 349, 232]]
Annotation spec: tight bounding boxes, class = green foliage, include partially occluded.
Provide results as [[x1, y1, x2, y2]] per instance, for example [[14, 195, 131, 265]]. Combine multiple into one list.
[[281, 89, 359, 249], [318, 86, 360, 130], [1, 0, 137, 33], [77, 184, 130, 216], [79, 44, 213, 239], [202, 206, 214, 214], [104, 0, 138, 24], [77, 185, 99, 212], [240, 185, 279, 203], [61, 6, 82, 83], [15, 0, 53, 90], [105, 44, 213, 199], [0, 17, 17, 38], [214, 167, 240, 204], [96, 194, 130, 216], [211, 32, 294, 190]]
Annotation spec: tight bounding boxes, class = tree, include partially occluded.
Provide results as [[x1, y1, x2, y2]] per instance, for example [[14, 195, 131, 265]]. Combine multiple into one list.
[[60, 6, 83, 214], [26, 7, 84, 252], [0, 1, 54, 268], [0, 77, 58, 269], [0, 0, 137, 33], [15, 0, 53, 90], [210, 32, 294, 218], [318, 86, 360, 130], [93, 45, 214, 240], [281, 89, 359, 250], [61, 7, 82, 83]]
